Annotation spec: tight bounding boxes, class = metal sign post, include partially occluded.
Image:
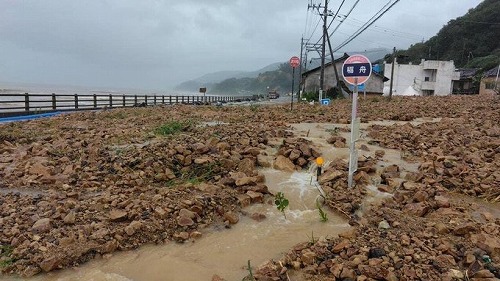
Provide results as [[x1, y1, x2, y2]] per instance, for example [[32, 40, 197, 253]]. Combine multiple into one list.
[[342, 54, 372, 189], [289, 56, 300, 110]]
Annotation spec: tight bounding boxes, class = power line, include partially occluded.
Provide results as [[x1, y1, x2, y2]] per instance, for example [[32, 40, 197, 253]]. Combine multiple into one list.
[[333, 0, 401, 52], [329, 0, 360, 37]]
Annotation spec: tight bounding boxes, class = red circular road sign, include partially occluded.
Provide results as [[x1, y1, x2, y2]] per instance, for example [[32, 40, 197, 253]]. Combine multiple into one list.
[[289, 56, 300, 68], [342, 54, 372, 86]]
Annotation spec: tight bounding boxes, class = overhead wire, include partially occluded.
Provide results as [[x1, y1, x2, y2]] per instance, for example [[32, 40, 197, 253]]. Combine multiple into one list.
[[333, 0, 401, 52]]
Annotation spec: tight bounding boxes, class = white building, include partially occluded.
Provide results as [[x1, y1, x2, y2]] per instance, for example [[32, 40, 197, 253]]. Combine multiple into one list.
[[383, 59, 460, 96]]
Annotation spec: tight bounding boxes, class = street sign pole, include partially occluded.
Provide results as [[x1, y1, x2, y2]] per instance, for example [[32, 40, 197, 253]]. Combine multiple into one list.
[[289, 56, 300, 110], [342, 54, 371, 189], [291, 67, 295, 111], [348, 78, 359, 189]]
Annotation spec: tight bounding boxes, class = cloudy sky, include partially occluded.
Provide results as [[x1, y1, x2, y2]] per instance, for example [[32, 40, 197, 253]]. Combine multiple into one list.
[[0, 0, 483, 92]]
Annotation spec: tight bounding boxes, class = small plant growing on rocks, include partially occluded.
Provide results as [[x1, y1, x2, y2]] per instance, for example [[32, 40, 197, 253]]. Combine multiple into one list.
[[0, 245, 13, 268], [316, 200, 328, 222], [274, 192, 289, 219], [154, 120, 193, 136]]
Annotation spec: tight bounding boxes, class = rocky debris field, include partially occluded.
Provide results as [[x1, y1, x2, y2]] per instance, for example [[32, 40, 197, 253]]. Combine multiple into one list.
[[0, 95, 499, 281]]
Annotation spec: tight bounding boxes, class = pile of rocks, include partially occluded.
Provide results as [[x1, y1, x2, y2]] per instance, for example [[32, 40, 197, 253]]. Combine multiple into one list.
[[274, 138, 322, 171]]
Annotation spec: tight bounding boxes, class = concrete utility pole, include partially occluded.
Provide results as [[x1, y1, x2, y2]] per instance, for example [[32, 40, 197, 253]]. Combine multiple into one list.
[[319, 0, 328, 102], [326, 31, 349, 99], [298, 37, 304, 103], [389, 47, 396, 100]]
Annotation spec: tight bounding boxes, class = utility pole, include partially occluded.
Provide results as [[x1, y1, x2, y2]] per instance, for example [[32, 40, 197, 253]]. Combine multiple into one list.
[[298, 37, 304, 103], [389, 47, 396, 100], [326, 31, 348, 98], [319, 0, 328, 102]]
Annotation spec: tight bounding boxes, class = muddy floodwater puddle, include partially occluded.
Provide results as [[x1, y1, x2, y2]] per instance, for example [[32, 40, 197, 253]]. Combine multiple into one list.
[[24, 169, 348, 281]]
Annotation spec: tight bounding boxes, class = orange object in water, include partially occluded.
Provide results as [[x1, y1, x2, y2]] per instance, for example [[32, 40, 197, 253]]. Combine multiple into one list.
[[316, 157, 324, 167]]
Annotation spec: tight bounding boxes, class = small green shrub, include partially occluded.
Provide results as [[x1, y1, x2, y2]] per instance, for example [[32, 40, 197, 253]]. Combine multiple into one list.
[[154, 120, 192, 136], [274, 192, 289, 219]]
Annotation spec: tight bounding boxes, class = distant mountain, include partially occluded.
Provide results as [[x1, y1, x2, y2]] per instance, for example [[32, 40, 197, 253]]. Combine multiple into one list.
[[174, 62, 281, 92]]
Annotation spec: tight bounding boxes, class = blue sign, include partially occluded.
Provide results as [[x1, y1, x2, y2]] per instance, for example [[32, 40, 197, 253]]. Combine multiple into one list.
[[348, 83, 365, 91], [321, 99, 330, 105], [342, 63, 372, 77]]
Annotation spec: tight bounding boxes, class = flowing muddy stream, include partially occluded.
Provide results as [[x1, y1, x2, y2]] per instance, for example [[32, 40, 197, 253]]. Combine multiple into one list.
[[23, 169, 349, 281]]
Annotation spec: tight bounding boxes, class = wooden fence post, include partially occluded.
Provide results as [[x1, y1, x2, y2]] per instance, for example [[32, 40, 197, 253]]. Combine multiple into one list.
[[52, 93, 56, 110], [93, 94, 97, 108], [145, 95, 148, 105], [109, 94, 113, 108], [154, 95, 157, 105], [122, 95, 126, 107]]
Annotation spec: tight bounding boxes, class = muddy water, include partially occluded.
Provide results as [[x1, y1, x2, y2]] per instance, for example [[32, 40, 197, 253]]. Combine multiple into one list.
[[26, 169, 348, 281]]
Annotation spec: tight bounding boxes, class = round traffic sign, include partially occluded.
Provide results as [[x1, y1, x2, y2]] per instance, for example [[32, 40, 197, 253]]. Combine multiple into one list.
[[289, 56, 300, 68], [342, 54, 372, 86]]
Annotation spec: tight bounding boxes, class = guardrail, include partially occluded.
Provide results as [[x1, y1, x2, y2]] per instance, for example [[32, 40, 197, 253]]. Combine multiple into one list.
[[0, 93, 255, 117]]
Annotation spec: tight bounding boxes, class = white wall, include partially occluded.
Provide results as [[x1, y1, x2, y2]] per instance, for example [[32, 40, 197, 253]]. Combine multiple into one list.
[[384, 60, 460, 96]]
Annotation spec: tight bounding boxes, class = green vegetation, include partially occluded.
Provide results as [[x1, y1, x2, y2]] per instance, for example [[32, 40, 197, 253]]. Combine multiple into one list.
[[0, 245, 13, 268], [166, 161, 221, 187], [389, 0, 500, 70], [307, 231, 317, 245], [242, 260, 255, 281], [274, 192, 289, 219], [316, 200, 328, 222], [212, 63, 301, 95], [154, 120, 193, 136]]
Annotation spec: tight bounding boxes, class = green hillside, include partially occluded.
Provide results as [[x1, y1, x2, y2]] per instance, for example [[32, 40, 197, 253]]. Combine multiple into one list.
[[211, 63, 300, 95], [391, 0, 500, 70]]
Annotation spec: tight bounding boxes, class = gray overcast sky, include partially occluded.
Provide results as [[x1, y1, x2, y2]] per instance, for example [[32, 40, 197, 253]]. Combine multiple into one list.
[[0, 0, 483, 91]]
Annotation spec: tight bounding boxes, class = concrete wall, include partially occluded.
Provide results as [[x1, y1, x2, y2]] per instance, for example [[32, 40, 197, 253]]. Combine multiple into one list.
[[479, 77, 499, 96], [384, 60, 460, 96], [303, 62, 384, 94]]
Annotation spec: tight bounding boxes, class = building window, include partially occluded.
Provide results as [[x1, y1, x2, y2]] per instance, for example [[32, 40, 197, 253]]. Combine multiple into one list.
[[424, 77, 430, 82], [485, 82, 497, 90]]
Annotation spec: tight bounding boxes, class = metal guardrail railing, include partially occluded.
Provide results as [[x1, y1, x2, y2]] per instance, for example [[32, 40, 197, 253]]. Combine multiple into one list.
[[0, 93, 255, 117]]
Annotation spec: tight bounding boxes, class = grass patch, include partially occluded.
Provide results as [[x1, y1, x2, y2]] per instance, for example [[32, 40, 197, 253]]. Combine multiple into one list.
[[0, 245, 13, 268], [154, 120, 193, 136]]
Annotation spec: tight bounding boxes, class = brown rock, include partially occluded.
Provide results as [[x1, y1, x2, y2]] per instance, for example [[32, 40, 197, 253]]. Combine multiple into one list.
[[359, 265, 389, 280], [246, 191, 264, 203], [433, 254, 456, 270], [63, 212, 76, 224], [453, 223, 476, 236], [224, 211, 239, 224], [250, 212, 266, 222], [318, 169, 344, 184], [212, 274, 226, 281], [472, 270, 495, 278], [178, 216, 195, 227], [412, 191, 429, 203], [194, 158, 210, 164], [32, 218, 51, 234], [470, 233, 500, 260], [39, 256, 61, 272], [179, 209, 196, 219], [435, 195, 450, 208], [404, 203, 429, 217], [238, 158, 255, 175], [273, 155, 295, 172], [109, 209, 128, 222], [125, 221, 142, 235], [237, 194, 251, 207], [235, 176, 257, 186], [375, 150, 385, 158], [340, 268, 356, 280], [301, 250, 317, 265], [257, 155, 272, 168], [289, 149, 301, 161], [332, 239, 350, 253]]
